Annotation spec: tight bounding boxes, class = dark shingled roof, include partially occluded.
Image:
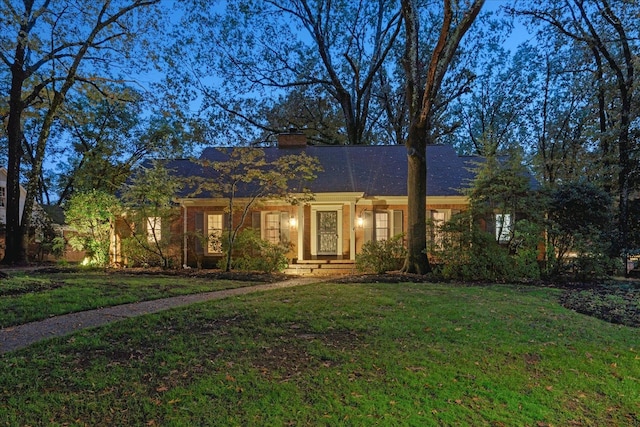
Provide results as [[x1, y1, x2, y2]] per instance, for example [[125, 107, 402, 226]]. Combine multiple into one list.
[[172, 144, 478, 199]]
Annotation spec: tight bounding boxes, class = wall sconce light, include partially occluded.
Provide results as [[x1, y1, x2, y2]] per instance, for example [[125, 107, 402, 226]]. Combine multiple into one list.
[[289, 217, 298, 228], [356, 216, 364, 228]]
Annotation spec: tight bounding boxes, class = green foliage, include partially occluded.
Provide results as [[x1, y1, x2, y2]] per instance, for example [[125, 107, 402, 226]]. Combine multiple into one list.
[[28, 207, 66, 261], [511, 219, 543, 280], [467, 150, 539, 224], [120, 236, 173, 268], [433, 220, 541, 282], [65, 190, 120, 266], [193, 148, 321, 272], [433, 153, 544, 282], [55, 93, 191, 203], [119, 161, 183, 268], [36, 236, 67, 261], [356, 234, 407, 274], [217, 228, 290, 273], [547, 181, 616, 279], [435, 213, 523, 281]]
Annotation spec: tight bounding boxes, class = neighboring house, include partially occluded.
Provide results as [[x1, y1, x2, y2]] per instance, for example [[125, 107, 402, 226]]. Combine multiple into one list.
[[111, 131, 493, 273], [0, 169, 84, 263], [0, 168, 27, 260], [0, 167, 26, 226], [38, 205, 86, 263]]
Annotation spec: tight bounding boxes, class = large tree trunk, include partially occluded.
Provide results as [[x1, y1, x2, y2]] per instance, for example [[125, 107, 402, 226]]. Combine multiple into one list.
[[4, 103, 27, 265], [403, 125, 430, 274], [3, 24, 29, 265], [400, 0, 484, 274]]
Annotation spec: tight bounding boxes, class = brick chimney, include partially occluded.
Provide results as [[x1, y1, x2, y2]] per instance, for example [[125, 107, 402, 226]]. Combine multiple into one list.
[[277, 127, 307, 148]]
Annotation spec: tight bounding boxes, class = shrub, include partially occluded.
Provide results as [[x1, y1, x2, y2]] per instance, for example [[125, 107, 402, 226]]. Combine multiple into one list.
[[433, 214, 541, 282], [218, 228, 290, 273], [356, 234, 407, 274], [511, 219, 542, 280], [120, 236, 177, 268], [547, 181, 616, 280], [65, 190, 119, 266]]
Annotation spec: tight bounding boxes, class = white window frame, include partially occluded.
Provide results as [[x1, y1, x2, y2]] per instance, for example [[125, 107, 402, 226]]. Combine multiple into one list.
[[495, 213, 512, 243], [431, 211, 446, 249], [207, 213, 224, 254], [264, 212, 281, 244], [363, 209, 403, 244], [375, 211, 389, 241]]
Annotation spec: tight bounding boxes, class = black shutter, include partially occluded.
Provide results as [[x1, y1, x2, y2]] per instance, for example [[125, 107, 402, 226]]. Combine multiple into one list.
[[195, 212, 204, 255]]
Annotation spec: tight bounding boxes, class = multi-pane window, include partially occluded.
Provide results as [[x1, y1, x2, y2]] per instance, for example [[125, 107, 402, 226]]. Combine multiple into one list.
[[363, 210, 403, 243], [0, 186, 5, 207], [375, 212, 389, 241], [265, 212, 281, 244], [431, 211, 446, 248], [207, 213, 224, 253], [495, 213, 512, 242], [146, 217, 161, 243]]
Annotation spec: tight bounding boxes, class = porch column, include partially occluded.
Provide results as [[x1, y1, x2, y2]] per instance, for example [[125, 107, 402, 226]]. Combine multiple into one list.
[[349, 201, 356, 260], [297, 204, 304, 261]]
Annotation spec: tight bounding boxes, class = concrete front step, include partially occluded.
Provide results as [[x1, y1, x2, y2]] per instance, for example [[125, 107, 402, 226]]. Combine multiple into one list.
[[284, 259, 356, 276]]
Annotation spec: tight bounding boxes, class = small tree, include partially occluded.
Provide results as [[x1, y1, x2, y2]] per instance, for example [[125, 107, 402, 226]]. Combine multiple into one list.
[[191, 148, 321, 272], [120, 161, 182, 268], [432, 151, 544, 281], [65, 189, 120, 266]]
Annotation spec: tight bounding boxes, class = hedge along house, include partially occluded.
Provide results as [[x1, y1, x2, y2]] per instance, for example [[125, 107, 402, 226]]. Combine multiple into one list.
[[110, 131, 479, 274]]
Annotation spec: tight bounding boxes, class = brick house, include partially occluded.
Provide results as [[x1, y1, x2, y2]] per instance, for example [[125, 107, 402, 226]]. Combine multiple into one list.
[[110, 132, 484, 274]]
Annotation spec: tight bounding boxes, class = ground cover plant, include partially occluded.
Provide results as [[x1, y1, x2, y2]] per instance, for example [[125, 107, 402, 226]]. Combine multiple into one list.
[[0, 269, 267, 328], [1, 282, 637, 426], [560, 281, 640, 327]]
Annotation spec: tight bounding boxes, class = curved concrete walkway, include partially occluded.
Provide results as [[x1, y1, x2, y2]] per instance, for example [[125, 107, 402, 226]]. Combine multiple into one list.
[[0, 277, 321, 355]]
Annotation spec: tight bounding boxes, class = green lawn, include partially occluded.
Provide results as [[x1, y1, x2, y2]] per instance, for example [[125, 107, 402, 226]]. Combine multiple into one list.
[[0, 270, 258, 328], [1, 281, 637, 426]]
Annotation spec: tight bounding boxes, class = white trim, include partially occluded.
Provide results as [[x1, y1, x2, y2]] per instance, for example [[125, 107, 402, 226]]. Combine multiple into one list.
[[310, 193, 363, 203], [355, 195, 469, 206], [349, 202, 356, 260], [310, 204, 343, 257], [297, 204, 304, 261]]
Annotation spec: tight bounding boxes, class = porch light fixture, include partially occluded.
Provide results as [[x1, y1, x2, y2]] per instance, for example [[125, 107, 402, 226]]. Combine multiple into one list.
[[356, 216, 364, 228], [289, 217, 298, 228]]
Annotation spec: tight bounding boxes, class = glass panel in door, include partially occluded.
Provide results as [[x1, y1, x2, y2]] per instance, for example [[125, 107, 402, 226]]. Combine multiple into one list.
[[317, 211, 338, 254]]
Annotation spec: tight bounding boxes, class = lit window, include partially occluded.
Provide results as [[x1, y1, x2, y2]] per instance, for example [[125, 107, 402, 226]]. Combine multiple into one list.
[[496, 213, 512, 242], [207, 213, 223, 254], [375, 212, 389, 241], [265, 212, 281, 244], [147, 217, 161, 243], [431, 211, 446, 248]]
